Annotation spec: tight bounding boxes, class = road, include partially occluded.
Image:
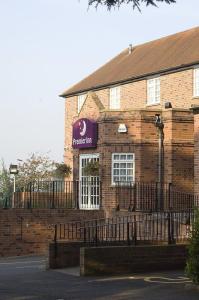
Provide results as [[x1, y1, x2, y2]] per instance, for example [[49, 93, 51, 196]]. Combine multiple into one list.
[[0, 256, 198, 300]]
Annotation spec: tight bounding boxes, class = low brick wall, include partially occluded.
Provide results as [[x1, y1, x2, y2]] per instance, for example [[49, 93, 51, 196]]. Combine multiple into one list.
[[49, 242, 82, 269], [80, 244, 188, 276], [0, 209, 104, 257]]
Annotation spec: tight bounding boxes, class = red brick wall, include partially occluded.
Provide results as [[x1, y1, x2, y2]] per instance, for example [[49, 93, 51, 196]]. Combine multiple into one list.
[[80, 244, 188, 276], [194, 112, 199, 195], [0, 209, 104, 257], [64, 66, 196, 184], [163, 109, 194, 192], [70, 108, 193, 213]]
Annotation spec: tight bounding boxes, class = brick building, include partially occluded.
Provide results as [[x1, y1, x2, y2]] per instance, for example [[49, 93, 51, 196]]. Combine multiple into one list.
[[61, 27, 199, 214]]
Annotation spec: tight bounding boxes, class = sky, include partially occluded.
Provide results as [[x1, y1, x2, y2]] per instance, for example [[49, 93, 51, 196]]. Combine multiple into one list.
[[0, 0, 199, 167]]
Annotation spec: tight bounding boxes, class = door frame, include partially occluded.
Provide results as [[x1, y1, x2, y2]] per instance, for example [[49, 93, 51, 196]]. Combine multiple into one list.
[[79, 153, 100, 210]]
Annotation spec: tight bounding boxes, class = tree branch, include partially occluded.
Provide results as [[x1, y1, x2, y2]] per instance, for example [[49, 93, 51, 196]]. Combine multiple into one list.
[[88, 0, 176, 10]]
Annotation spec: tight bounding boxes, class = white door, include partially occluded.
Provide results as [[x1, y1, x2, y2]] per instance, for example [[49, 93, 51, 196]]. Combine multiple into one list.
[[79, 154, 100, 209]]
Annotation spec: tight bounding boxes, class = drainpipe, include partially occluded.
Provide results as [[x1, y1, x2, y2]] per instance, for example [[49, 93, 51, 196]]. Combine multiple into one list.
[[155, 114, 164, 210]]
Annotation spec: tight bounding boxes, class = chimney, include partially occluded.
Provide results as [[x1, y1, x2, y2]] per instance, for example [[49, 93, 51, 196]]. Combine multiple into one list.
[[128, 44, 132, 54]]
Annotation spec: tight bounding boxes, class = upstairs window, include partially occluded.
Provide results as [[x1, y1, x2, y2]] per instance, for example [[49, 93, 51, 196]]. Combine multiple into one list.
[[194, 68, 199, 97], [147, 77, 160, 105], [77, 94, 86, 113], [110, 86, 120, 109]]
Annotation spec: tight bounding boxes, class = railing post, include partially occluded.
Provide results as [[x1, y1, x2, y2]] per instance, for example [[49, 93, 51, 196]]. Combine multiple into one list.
[[168, 182, 172, 211], [127, 222, 130, 245], [95, 220, 98, 246], [20, 217, 23, 240], [83, 227, 86, 244], [133, 182, 137, 211], [168, 212, 175, 244], [133, 216, 137, 246], [51, 181, 55, 209], [99, 180, 102, 210], [76, 180, 79, 209], [155, 182, 158, 211], [116, 182, 120, 211], [54, 224, 57, 243], [171, 212, 175, 244], [128, 183, 132, 211], [29, 182, 32, 209], [3, 196, 8, 209], [168, 212, 171, 244], [54, 224, 57, 258]]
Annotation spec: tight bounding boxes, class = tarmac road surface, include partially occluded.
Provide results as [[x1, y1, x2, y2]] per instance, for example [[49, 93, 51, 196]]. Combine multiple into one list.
[[0, 256, 198, 300]]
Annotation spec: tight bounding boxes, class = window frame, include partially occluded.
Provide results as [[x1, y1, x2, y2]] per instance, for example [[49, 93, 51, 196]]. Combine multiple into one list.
[[147, 76, 160, 105], [77, 94, 87, 114], [193, 67, 199, 97], [111, 153, 135, 186], [109, 86, 121, 109]]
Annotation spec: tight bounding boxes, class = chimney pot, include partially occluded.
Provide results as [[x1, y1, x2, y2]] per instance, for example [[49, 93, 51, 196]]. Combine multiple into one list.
[[129, 44, 132, 54]]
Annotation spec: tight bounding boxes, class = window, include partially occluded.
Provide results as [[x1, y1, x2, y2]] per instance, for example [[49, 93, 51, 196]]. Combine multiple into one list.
[[110, 86, 120, 109], [147, 77, 160, 105], [112, 153, 134, 185], [77, 94, 86, 113], [194, 68, 199, 97]]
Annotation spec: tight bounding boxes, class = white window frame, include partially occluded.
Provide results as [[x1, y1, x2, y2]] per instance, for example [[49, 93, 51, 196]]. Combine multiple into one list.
[[77, 94, 86, 113], [193, 67, 199, 97], [110, 86, 120, 109], [111, 153, 135, 186], [147, 77, 160, 105]]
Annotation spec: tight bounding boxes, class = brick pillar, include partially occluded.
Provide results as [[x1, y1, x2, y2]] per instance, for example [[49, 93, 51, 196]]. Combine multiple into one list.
[[163, 109, 194, 192], [163, 110, 173, 185]]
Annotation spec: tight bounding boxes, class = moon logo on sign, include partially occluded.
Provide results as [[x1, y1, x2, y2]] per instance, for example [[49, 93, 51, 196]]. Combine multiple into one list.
[[79, 120, 87, 137]]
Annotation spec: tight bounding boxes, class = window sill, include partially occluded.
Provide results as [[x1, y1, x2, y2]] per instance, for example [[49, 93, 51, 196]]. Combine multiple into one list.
[[146, 102, 161, 107], [110, 183, 135, 188], [192, 96, 199, 99], [109, 108, 121, 111]]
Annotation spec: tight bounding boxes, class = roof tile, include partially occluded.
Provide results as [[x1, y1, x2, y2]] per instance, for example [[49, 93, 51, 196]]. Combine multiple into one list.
[[61, 27, 199, 98]]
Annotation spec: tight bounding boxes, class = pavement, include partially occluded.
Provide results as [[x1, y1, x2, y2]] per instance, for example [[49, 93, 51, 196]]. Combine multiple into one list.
[[0, 256, 198, 300]]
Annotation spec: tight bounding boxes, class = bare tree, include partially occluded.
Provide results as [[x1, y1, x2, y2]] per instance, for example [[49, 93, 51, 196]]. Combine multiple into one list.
[[16, 153, 56, 188]]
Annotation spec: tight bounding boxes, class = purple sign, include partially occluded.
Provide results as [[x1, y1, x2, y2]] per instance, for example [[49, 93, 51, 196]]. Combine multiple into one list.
[[72, 118, 98, 149]]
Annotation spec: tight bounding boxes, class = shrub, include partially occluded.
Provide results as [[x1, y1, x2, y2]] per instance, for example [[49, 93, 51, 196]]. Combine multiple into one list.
[[54, 163, 71, 179], [84, 161, 99, 176], [186, 208, 199, 284]]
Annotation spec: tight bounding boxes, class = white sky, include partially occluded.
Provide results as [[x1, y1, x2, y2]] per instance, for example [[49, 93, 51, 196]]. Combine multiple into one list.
[[0, 0, 198, 167]]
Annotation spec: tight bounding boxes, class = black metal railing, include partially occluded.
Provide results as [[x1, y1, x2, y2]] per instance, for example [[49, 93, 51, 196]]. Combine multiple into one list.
[[54, 210, 194, 246], [0, 195, 12, 209], [54, 218, 106, 241], [9, 180, 102, 209], [115, 182, 198, 211], [12, 181, 80, 209], [1, 180, 198, 211]]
